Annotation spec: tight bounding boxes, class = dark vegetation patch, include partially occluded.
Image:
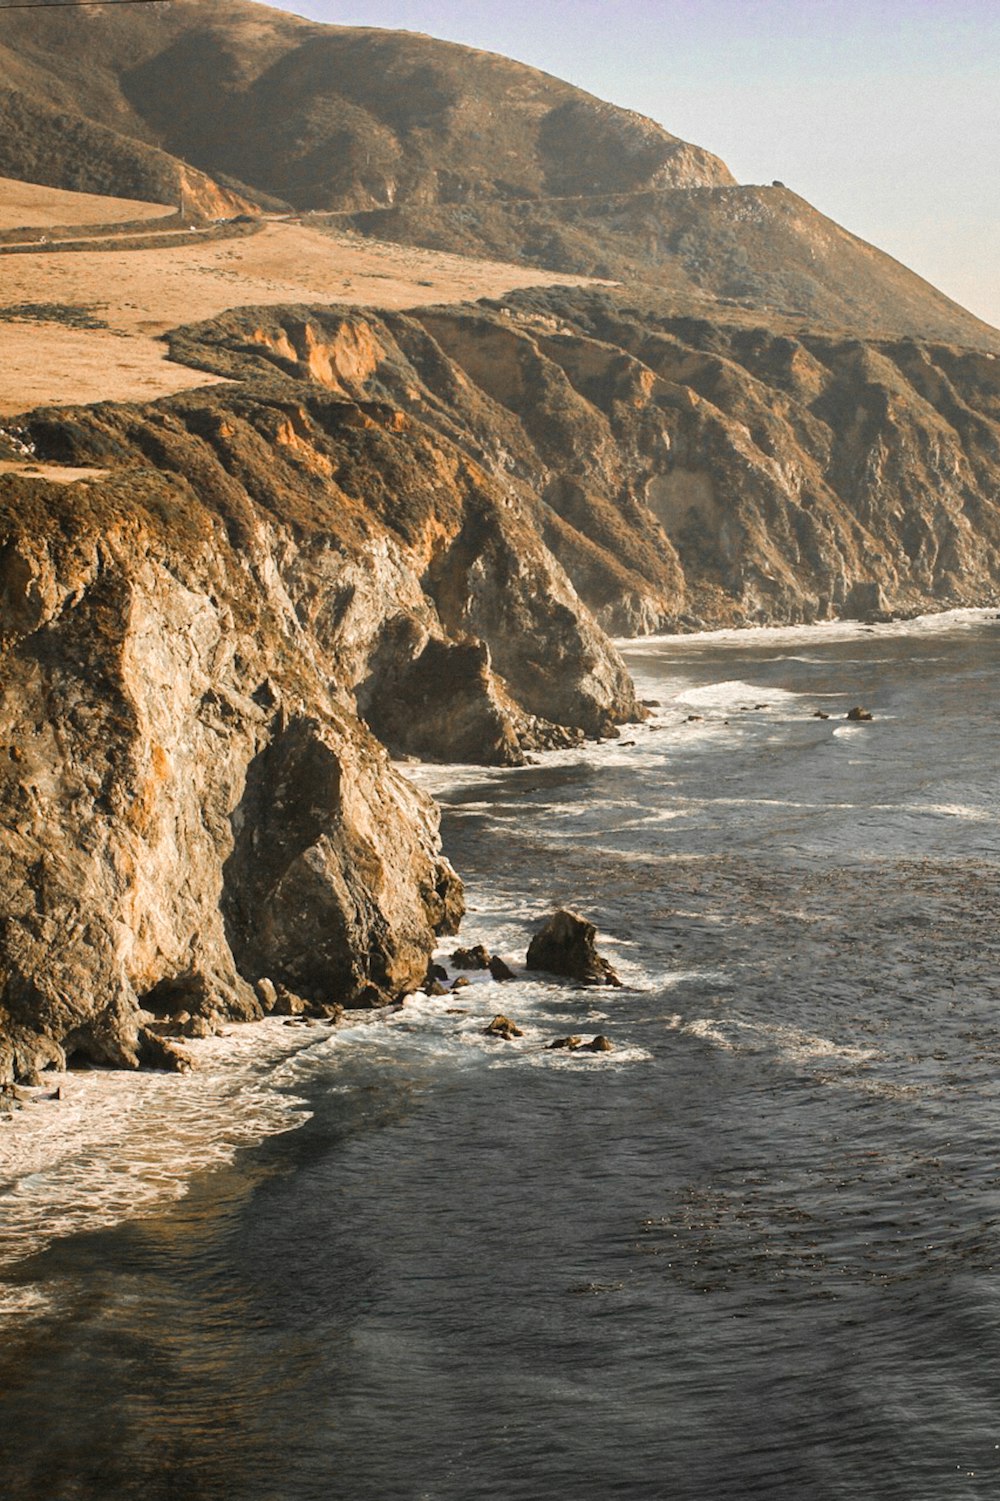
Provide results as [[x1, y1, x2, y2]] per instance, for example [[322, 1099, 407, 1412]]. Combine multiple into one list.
[[0, 302, 109, 330]]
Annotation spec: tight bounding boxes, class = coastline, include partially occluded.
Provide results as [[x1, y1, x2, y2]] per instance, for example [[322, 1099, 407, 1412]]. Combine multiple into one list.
[[2, 603, 997, 1307]]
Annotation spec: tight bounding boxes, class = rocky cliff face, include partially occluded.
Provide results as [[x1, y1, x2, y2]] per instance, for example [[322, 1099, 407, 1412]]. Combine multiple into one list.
[[167, 291, 1000, 631], [0, 464, 467, 1084], [4, 286, 998, 1082], [0, 335, 647, 1083]]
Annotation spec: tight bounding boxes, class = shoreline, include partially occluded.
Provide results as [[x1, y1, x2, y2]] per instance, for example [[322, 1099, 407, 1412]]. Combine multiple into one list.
[[615, 602, 1000, 650], [2, 604, 997, 1305]]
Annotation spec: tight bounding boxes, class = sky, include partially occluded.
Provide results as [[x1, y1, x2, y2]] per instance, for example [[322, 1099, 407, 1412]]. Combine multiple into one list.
[[265, 0, 999, 329]]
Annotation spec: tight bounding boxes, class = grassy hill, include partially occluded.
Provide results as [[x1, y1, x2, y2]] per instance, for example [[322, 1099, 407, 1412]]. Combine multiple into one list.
[[0, 0, 995, 349]]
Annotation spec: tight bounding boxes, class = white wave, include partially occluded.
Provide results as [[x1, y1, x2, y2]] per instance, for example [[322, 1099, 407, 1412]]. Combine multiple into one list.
[[0, 1020, 321, 1275], [675, 1015, 877, 1068], [907, 802, 995, 823], [514, 1043, 653, 1069], [0, 1281, 58, 1323], [678, 1018, 737, 1050], [673, 679, 806, 710], [616, 606, 999, 653]]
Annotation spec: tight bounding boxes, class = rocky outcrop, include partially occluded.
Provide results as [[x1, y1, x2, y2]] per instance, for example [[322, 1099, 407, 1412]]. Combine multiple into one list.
[[18, 353, 643, 756], [170, 294, 1000, 633], [0, 458, 466, 1083], [526, 910, 622, 987], [547, 1034, 615, 1053], [4, 284, 1000, 1080], [0, 335, 647, 1082], [484, 1015, 523, 1041]]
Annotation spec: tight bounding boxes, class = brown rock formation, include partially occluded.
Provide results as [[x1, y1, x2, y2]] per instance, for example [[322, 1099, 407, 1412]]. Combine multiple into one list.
[[5, 280, 999, 1080], [168, 294, 1000, 632], [0, 454, 464, 1083], [0, 332, 649, 1082], [526, 910, 622, 987]]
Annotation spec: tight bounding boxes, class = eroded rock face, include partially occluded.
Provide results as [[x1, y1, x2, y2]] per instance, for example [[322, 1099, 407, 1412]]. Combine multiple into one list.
[[0, 330, 650, 1082], [221, 714, 457, 1007], [169, 295, 1000, 636], [6, 279, 1000, 1080], [0, 467, 461, 1083], [27, 356, 644, 759]]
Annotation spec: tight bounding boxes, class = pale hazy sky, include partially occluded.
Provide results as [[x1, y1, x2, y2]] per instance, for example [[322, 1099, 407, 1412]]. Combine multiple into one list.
[[266, 0, 999, 329]]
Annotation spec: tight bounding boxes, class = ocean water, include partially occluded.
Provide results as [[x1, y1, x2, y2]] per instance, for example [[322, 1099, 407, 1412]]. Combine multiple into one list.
[[1, 609, 999, 1500]]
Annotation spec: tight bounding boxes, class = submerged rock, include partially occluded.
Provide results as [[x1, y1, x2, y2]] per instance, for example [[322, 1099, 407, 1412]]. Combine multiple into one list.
[[526, 910, 622, 987], [547, 1034, 614, 1053], [451, 944, 491, 970], [846, 705, 874, 721], [484, 1014, 523, 1040]]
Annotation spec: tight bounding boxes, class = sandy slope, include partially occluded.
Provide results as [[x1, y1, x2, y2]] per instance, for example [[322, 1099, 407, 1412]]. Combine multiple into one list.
[[0, 201, 597, 416], [0, 175, 174, 230]]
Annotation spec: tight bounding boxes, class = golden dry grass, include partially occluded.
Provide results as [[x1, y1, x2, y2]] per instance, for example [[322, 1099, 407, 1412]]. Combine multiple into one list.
[[0, 175, 173, 231], [0, 185, 599, 416]]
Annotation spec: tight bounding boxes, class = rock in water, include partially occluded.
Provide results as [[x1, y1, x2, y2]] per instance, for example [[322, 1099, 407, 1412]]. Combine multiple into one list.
[[846, 706, 874, 721], [488, 955, 515, 982], [484, 1014, 523, 1040], [451, 944, 492, 970], [526, 910, 622, 987], [546, 1034, 614, 1052], [584, 1034, 615, 1053]]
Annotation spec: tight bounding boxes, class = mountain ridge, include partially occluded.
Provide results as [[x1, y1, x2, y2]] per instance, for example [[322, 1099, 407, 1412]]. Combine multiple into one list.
[[0, 0, 994, 350]]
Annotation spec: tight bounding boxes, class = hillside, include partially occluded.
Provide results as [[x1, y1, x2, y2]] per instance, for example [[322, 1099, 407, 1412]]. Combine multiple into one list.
[[0, 174, 173, 231], [0, 192, 598, 414], [4, 286, 1000, 1082], [0, 0, 995, 350], [2, 1, 1000, 1083]]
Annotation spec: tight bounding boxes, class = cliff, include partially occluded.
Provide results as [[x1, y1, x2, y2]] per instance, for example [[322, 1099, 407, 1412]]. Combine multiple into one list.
[[3, 286, 999, 1083], [167, 292, 1000, 631], [0, 345, 641, 1083]]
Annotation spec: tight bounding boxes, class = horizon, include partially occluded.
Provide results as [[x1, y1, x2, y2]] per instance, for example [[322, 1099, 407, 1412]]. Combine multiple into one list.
[[266, 0, 999, 330]]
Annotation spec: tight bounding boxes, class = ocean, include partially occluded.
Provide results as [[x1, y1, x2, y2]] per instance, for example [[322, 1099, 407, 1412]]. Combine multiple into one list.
[[1, 609, 999, 1500]]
